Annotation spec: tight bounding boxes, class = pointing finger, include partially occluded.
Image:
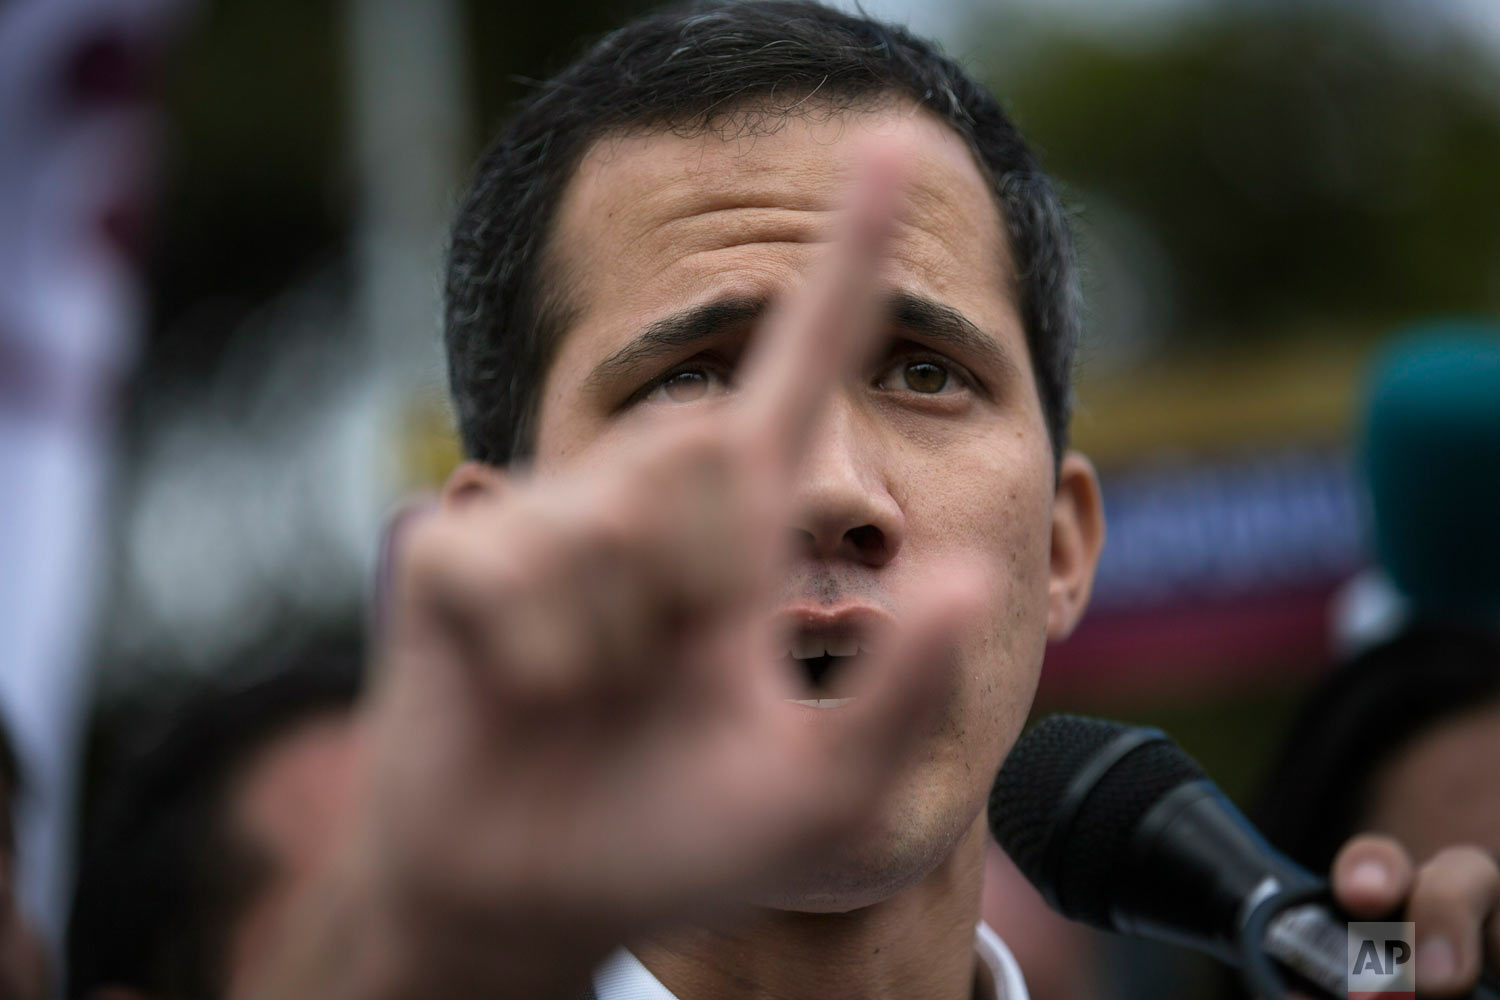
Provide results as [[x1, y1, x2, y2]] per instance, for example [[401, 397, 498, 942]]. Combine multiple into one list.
[[734, 140, 907, 472], [1333, 834, 1415, 919]]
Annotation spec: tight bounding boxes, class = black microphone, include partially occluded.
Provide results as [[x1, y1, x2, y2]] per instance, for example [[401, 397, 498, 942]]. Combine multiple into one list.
[[988, 714, 1500, 999]]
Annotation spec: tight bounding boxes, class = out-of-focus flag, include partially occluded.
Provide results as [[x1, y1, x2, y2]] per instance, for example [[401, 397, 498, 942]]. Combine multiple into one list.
[[0, 0, 189, 960]]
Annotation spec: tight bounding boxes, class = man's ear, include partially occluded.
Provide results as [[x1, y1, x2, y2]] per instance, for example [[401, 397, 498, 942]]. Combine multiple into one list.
[[1047, 450, 1105, 642], [440, 460, 508, 510]]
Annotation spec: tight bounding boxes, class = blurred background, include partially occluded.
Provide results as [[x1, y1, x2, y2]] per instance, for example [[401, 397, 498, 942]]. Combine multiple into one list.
[[3, 0, 1499, 994], [88, 0, 1500, 728]]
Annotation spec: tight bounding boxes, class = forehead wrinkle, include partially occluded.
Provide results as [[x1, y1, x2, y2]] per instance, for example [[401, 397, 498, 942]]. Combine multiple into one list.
[[652, 162, 1005, 305], [655, 209, 980, 303], [905, 169, 1011, 282], [573, 130, 848, 224], [549, 102, 1021, 368], [559, 111, 916, 272], [636, 147, 999, 288], [642, 133, 997, 251], [647, 205, 838, 269], [649, 155, 847, 214]]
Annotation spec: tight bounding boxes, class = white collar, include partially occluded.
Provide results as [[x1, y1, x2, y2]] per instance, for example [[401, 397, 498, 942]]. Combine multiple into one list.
[[592, 921, 1029, 1000]]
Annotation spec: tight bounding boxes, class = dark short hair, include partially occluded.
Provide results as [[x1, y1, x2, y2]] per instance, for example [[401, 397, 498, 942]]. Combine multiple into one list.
[[67, 656, 362, 1000], [1251, 623, 1500, 875], [445, 0, 1080, 468]]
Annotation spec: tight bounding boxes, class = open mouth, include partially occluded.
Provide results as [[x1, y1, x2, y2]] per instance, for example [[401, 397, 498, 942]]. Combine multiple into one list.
[[782, 631, 871, 706], [772, 604, 894, 709]]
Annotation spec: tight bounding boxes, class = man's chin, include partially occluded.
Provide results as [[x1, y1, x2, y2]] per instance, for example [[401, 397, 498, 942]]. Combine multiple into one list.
[[753, 872, 923, 915], [746, 805, 980, 915]]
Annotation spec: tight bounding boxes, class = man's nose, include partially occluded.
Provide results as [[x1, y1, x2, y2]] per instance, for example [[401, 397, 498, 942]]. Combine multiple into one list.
[[786, 396, 904, 566]]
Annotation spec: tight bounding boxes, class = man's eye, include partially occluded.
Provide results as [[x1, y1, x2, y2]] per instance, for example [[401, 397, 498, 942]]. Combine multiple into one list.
[[641, 365, 730, 405], [877, 358, 960, 395]]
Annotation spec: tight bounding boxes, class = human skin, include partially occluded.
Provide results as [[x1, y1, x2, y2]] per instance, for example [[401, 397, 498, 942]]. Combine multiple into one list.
[[1364, 700, 1500, 868], [540, 102, 1076, 893], [223, 713, 361, 1000]]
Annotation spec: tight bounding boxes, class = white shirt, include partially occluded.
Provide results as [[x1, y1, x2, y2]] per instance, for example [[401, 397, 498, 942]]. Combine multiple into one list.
[[592, 921, 1029, 1000]]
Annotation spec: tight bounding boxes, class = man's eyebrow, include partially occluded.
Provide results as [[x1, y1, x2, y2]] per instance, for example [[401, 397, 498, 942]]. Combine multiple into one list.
[[584, 291, 1019, 393], [888, 291, 1020, 383], [585, 297, 767, 393]]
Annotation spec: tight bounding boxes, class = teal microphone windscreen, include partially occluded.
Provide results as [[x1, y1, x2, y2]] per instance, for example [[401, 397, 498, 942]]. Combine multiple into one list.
[[1361, 322, 1500, 623]]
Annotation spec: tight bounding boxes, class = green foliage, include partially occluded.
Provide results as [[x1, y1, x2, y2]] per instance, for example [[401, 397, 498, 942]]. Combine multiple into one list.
[[976, 8, 1500, 342]]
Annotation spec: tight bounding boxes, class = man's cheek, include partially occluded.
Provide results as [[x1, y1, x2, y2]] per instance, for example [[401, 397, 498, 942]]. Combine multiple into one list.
[[955, 613, 1041, 750]]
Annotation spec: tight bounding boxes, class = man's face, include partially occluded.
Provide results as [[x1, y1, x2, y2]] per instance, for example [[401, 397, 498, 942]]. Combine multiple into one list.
[[528, 101, 1099, 908]]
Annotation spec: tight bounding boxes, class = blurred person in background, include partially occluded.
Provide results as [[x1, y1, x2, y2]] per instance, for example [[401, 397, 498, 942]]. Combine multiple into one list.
[[240, 4, 1500, 1000], [1, 720, 47, 1000], [1241, 330, 1500, 996], [1240, 622, 1500, 1000], [1256, 624, 1500, 875], [66, 656, 360, 1000]]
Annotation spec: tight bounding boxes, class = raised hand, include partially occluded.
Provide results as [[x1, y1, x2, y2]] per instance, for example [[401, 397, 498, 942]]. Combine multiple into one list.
[[1331, 834, 1500, 998]]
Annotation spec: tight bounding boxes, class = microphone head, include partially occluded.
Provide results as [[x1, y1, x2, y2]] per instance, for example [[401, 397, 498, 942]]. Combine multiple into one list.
[[988, 714, 1206, 927]]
